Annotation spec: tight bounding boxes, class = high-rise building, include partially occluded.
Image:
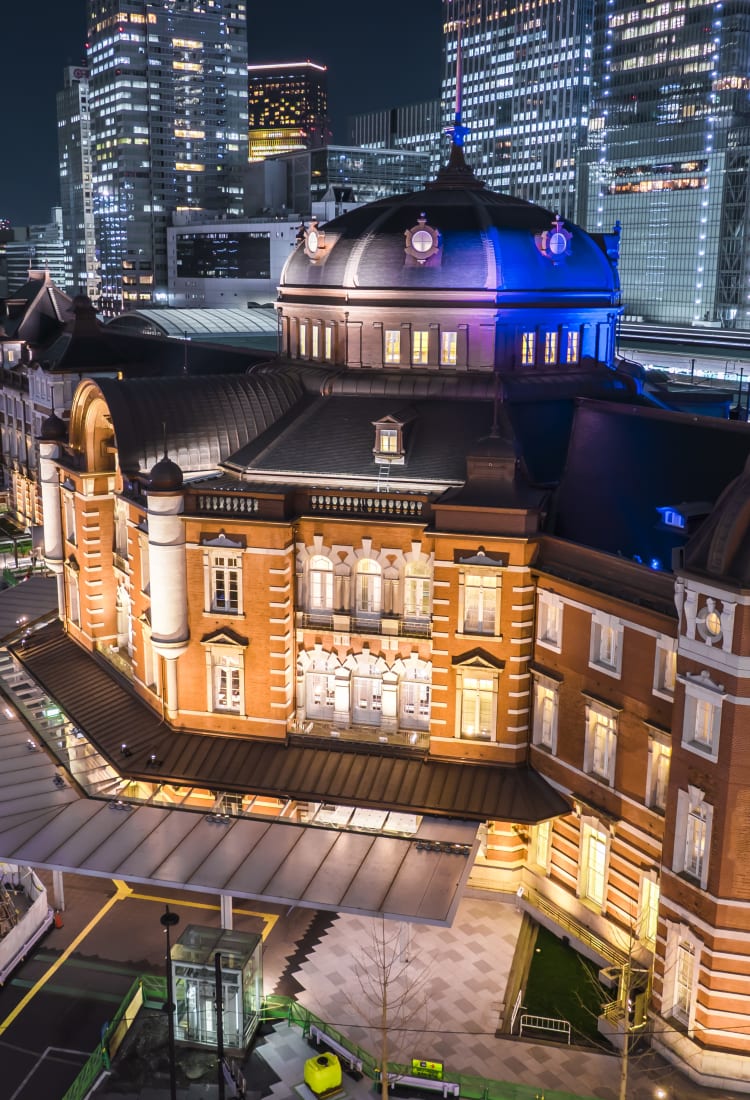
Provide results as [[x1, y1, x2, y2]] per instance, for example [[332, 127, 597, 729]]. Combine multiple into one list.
[[57, 66, 100, 305], [442, 0, 594, 217], [86, 0, 249, 315], [5, 210, 69, 293], [248, 61, 329, 162], [581, 0, 750, 330], [348, 100, 443, 158]]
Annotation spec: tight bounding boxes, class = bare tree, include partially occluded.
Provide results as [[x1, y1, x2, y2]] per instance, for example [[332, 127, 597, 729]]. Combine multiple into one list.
[[347, 918, 432, 1100]]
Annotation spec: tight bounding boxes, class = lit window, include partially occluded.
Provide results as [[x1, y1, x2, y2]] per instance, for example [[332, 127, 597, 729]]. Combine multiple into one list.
[[209, 553, 241, 613], [521, 331, 536, 366], [352, 674, 382, 726], [308, 555, 333, 615], [64, 492, 77, 546], [653, 636, 677, 699], [311, 325, 320, 359], [664, 923, 701, 1029], [211, 650, 243, 713], [536, 590, 563, 650], [544, 331, 558, 364], [580, 822, 608, 908], [462, 573, 498, 635], [589, 612, 623, 676], [399, 676, 431, 730], [681, 677, 723, 761], [647, 734, 671, 812], [673, 786, 712, 889], [532, 675, 559, 752], [639, 874, 659, 947], [306, 670, 335, 719], [324, 326, 333, 361], [403, 561, 431, 620], [533, 820, 552, 870], [441, 331, 457, 365], [412, 330, 429, 365], [298, 323, 307, 358], [675, 940, 696, 1022], [377, 428, 400, 454], [355, 558, 382, 615], [384, 330, 401, 363], [565, 330, 579, 363], [459, 673, 496, 741], [584, 701, 618, 785]]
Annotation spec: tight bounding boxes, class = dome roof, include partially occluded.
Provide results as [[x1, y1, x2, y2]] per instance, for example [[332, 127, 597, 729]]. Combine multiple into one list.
[[683, 455, 750, 585], [148, 454, 184, 493], [281, 183, 619, 298], [39, 412, 67, 442]]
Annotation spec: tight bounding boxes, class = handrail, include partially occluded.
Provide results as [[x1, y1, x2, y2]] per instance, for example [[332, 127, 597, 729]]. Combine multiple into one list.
[[523, 886, 628, 968]]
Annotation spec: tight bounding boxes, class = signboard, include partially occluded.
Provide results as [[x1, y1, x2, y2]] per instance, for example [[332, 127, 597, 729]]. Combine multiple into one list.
[[411, 1059, 443, 1080]]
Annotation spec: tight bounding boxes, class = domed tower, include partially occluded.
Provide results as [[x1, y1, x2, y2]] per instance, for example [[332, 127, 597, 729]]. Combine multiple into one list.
[[277, 143, 621, 374], [38, 412, 68, 615], [146, 453, 188, 717]]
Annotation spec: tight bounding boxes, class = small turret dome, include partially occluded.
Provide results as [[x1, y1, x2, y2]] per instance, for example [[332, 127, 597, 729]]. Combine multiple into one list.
[[148, 454, 183, 492], [40, 412, 67, 442]]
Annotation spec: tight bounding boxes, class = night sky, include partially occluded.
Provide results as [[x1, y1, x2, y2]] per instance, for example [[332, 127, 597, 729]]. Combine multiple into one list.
[[0, 0, 443, 226]]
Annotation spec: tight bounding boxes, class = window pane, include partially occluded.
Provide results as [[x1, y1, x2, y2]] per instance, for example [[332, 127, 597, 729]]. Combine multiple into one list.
[[441, 331, 457, 365], [385, 330, 400, 362], [412, 330, 429, 364]]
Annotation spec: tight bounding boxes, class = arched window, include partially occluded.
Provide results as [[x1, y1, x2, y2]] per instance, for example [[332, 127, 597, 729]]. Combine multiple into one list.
[[355, 558, 382, 615], [306, 668, 335, 719], [308, 555, 333, 614], [403, 562, 431, 620]]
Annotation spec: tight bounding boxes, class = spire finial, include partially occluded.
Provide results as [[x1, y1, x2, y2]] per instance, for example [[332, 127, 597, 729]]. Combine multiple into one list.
[[444, 21, 470, 149]]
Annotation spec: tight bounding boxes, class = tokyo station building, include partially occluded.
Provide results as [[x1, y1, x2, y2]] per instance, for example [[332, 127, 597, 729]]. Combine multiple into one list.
[[18, 146, 750, 1088]]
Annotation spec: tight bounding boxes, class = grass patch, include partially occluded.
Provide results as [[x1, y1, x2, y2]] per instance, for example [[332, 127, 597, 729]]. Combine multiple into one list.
[[522, 925, 609, 1045]]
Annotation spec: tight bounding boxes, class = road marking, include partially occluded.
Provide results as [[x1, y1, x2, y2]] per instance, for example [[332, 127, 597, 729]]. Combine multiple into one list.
[[125, 889, 279, 939], [0, 879, 131, 1037]]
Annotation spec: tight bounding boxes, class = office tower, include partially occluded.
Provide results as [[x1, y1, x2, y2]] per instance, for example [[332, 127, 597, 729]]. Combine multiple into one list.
[[86, 0, 249, 315], [348, 100, 443, 154], [57, 66, 100, 305], [248, 61, 329, 162], [581, 0, 750, 329], [4, 210, 69, 293], [442, 0, 594, 217]]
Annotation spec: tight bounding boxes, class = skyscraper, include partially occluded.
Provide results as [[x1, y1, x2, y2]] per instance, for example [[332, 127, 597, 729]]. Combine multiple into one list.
[[86, 0, 249, 315], [247, 61, 329, 162], [57, 66, 99, 305], [581, 0, 750, 329], [442, 0, 594, 218]]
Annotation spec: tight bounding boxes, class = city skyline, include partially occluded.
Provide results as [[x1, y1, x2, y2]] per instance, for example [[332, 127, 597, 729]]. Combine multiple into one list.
[[0, 0, 442, 227]]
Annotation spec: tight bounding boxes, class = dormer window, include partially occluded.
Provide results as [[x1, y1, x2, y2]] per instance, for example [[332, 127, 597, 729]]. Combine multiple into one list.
[[657, 507, 686, 530], [373, 408, 416, 465]]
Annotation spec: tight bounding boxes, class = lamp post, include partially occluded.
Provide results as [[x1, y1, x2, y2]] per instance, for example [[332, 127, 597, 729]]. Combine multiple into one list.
[[160, 904, 180, 1100]]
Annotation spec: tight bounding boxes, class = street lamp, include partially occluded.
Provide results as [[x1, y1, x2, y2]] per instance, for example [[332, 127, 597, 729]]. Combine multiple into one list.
[[160, 904, 180, 1100]]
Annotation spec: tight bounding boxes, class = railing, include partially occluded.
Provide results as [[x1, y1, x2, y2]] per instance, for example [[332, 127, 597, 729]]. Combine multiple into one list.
[[63, 987, 599, 1100], [289, 720, 430, 753], [519, 1014, 571, 1044], [310, 491, 427, 519], [523, 886, 628, 969], [510, 988, 524, 1034], [195, 492, 261, 516], [300, 611, 432, 639]]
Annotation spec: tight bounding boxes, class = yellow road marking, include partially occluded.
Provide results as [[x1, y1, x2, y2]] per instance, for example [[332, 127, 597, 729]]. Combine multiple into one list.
[[125, 890, 279, 939], [0, 880, 131, 1036]]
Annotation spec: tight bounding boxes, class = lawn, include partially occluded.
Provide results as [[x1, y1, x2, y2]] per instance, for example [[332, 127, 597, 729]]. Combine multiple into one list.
[[522, 925, 610, 1046]]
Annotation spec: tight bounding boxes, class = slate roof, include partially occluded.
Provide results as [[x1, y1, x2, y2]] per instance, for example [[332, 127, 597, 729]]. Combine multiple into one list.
[[282, 184, 619, 298], [12, 620, 569, 826], [552, 399, 750, 565], [95, 372, 307, 475]]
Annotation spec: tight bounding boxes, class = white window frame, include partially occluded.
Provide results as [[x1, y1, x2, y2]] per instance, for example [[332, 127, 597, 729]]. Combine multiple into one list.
[[114, 498, 128, 560], [384, 329, 401, 363], [440, 330, 457, 365], [663, 922, 702, 1032], [646, 731, 671, 812], [206, 550, 242, 614], [584, 700, 618, 786], [207, 646, 245, 715], [565, 329, 580, 363], [544, 330, 558, 364], [459, 571, 500, 637], [681, 679, 722, 762], [355, 558, 382, 616], [589, 611, 623, 677], [412, 329, 429, 365], [536, 590, 562, 652], [653, 635, 677, 700], [639, 873, 660, 947], [305, 669, 336, 720], [308, 554, 333, 614], [455, 665, 499, 742], [403, 561, 431, 620], [578, 819, 609, 910], [352, 673, 383, 726], [64, 491, 77, 546], [532, 819, 552, 872], [399, 677, 431, 731], [532, 673, 559, 753], [673, 786, 712, 890]]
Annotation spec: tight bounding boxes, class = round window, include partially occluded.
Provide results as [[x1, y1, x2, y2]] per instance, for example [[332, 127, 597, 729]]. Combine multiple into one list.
[[411, 229, 434, 253]]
